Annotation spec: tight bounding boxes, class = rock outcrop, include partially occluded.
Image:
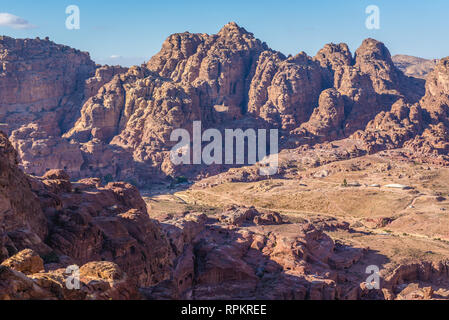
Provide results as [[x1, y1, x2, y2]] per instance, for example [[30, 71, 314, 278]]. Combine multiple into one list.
[[350, 57, 449, 159], [3, 23, 449, 301], [248, 51, 325, 130], [0, 258, 139, 300], [0, 132, 173, 298], [144, 207, 365, 300], [392, 55, 438, 79], [2, 25, 441, 184], [0, 36, 96, 134], [0, 131, 50, 261]]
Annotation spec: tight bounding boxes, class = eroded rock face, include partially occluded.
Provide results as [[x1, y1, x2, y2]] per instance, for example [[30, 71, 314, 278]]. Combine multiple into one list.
[[352, 99, 424, 154], [0, 38, 131, 179], [2, 24, 441, 184], [0, 36, 96, 134], [31, 176, 172, 288], [84, 65, 128, 101], [354, 39, 403, 96], [1, 249, 44, 275], [62, 23, 272, 183], [0, 132, 50, 261], [10, 123, 84, 178], [315, 43, 353, 75], [342, 39, 423, 133], [296, 88, 346, 141], [144, 206, 365, 300], [61, 29, 427, 184], [148, 22, 267, 109], [1, 133, 173, 298], [0, 259, 139, 300], [360, 260, 449, 300], [3, 26, 449, 301], [420, 57, 449, 118]]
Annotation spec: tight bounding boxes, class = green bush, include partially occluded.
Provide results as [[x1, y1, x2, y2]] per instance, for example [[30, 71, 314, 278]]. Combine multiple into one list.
[[103, 174, 114, 184], [175, 176, 188, 184], [43, 251, 60, 264]]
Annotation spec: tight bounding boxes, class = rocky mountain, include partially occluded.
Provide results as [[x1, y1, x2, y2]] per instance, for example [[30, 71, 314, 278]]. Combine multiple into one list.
[[2, 22, 449, 300], [0, 130, 381, 299], [2, 24, 446, 187], [0, 131, 171, 298], [392, 54, 438, 79], [2, 130, 449, 300], [5, 129, 447, 300]]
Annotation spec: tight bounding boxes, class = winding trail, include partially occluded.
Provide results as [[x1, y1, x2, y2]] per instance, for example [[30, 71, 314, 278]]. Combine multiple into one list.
[[175, 186, 446, 246]]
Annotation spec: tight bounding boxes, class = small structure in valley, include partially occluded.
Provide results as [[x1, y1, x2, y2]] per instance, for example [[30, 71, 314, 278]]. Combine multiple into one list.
[[384, 184, 413, 190]]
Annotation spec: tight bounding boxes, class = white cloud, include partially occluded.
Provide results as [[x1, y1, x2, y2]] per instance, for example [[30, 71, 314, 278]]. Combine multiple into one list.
[[0, 13, 37, 30]]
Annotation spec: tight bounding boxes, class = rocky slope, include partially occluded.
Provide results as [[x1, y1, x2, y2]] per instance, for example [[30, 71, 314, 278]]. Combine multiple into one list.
[[0, 36, 96, 134], [2, 128, 449, 300], [2, 23, 449, 300], [0, 36, 128, 179], [143, 208, 367, 300], [0, 132, 390, 300], [392, 54, 438, 79], [2, 24, 445, 186], [0, 131, 171, 298]]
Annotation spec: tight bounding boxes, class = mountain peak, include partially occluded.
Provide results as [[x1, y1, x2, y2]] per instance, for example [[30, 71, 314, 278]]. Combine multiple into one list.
[[218, 22, 250, 36], [356, 38, 392, 61]]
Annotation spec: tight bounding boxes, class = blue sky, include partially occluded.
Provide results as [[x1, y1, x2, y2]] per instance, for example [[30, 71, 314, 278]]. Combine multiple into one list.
[[1, 0, 448, 66]]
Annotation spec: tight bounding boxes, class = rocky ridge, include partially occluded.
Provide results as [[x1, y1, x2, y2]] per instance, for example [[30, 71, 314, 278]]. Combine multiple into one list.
[[2, 24, 447, 186], [392, 54, 438, 79], [2, 23, 449, 300], [0, 132, 374, 300], [5, 130, 443, 300]]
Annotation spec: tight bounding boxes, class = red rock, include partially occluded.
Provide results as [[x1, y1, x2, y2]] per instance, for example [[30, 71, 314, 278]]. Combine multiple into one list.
[[1, 249, 44, 275]]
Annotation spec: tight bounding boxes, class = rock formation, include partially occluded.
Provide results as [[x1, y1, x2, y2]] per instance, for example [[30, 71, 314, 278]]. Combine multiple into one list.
[[0, 36, 95, 131], [2, 24, 444, 184], [2, 23, 449, 300], [0, 132, 172, 298], [0, 134, 373, 300], [392, 54, 438, 79], [143, 207, 365, 300]]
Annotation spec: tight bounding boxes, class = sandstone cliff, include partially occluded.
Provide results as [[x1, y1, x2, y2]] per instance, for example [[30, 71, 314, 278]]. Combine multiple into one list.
[[0, 132, 172, 298], [2, 24, 437, 185]]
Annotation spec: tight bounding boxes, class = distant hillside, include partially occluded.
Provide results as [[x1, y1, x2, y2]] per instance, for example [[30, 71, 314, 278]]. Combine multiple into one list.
[[392, 54, 438, 79]]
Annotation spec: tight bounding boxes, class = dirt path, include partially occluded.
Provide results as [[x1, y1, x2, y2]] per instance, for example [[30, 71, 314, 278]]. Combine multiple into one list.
[[177, 187, 446, 246]]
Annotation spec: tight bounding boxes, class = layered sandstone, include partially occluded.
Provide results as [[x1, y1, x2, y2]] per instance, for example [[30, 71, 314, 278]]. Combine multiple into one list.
[[0, 256, 139, 300], [392, 55, 438, 79], [144, 207, 366, 300], [0, 36, 96, 134], [2, 25, 442, 184], [0, 132, 173, 298]]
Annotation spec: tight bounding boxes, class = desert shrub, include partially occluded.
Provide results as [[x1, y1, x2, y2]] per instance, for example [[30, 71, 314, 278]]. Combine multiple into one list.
[[175, 176, 188, 184], [103, 174, 114, 184], [43, 251, 60, 264]]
